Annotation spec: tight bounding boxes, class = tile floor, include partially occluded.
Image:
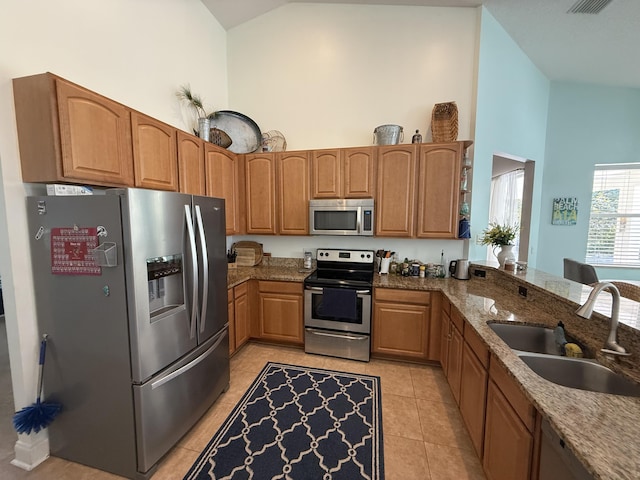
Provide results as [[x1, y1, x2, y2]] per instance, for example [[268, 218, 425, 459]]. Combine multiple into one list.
[[1, 342, 486, 479]]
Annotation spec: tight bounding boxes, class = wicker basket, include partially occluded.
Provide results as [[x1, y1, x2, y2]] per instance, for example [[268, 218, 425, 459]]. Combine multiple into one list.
[[431, 102, 458, 142]]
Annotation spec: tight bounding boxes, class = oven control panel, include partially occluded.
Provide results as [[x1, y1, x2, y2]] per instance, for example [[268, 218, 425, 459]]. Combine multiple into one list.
[[316, 249, 374, 264]]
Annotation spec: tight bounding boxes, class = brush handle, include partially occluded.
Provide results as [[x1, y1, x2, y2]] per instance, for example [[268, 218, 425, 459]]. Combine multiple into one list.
[[35, 335, 47, 403]]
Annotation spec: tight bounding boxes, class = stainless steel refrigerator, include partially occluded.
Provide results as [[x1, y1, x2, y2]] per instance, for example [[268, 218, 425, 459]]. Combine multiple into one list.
[[26, 188, 230, 479]]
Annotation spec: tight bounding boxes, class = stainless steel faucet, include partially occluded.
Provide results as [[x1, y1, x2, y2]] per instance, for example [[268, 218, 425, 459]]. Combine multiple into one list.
[[575, 282, 630, 356]]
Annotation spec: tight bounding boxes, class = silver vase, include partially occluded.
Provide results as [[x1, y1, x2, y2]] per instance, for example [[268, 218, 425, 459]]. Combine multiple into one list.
[[198, 117, 211, 142]]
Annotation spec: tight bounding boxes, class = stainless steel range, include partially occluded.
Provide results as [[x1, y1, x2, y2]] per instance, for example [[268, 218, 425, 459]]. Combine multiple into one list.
[[304, 248, 375, 362]]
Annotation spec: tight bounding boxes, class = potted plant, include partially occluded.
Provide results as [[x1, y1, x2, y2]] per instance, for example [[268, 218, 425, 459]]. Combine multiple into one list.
[[480, 222, 519, 268], [176, 84, 213, 140]]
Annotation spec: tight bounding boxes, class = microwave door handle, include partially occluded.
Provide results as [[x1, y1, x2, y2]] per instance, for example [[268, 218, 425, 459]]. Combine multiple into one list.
[[184, 205, 198, 339], [194, 205, 209, 334]]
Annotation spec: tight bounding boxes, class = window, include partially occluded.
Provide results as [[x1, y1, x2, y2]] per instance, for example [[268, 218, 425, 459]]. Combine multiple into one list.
[[586, 164, 640, 267]]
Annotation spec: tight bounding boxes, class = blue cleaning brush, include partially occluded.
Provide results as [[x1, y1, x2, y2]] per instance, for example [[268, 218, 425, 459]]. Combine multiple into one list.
[[13, 334, 62, 435]]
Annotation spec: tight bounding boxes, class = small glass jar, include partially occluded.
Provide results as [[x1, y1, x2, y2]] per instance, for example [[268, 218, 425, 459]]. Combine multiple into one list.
[[419, 265, 426, 278]]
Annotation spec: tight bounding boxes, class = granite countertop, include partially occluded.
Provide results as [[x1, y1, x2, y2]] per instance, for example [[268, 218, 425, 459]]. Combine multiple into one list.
[[226, 260, 640, 480]]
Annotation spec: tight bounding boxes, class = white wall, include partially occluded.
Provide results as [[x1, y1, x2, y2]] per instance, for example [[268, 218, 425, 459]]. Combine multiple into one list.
[[0, 0, 227, 467], [226, 3, 478, 264], [227, 4, 478, 150]]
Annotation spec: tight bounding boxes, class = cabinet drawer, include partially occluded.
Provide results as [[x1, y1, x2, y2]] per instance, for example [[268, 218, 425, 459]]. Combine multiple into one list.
[[441, 294, 451, 316], [234, 281, 248, 299], [489, 355, 536, 433], [464, 324, 490, 368], [450, 306, 464, 333], [375, 288, 430, 305], [258, 280, 302, 295]]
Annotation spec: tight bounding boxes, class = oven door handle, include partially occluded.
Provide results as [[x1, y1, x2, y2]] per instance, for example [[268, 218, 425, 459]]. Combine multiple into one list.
[[305, 286, 371, 295], [305, 328, 368, 341]]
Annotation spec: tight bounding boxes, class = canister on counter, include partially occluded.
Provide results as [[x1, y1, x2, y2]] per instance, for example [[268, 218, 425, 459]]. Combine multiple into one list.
[[411, 263, 420, 276], [419, 265, 426, 278]]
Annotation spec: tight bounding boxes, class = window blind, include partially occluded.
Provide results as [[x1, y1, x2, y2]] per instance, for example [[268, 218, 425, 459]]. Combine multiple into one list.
[[586, 164, 640, 267]]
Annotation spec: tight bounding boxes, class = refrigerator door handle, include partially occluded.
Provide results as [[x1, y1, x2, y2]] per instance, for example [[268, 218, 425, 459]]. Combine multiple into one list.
[[184, 204, 198, 339], [194, 204, 209, 334], [150, 326, 227, 390]]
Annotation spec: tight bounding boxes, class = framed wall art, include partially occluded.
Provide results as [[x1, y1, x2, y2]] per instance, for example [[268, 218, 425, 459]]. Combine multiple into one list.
[[552, 197, 578, 225]]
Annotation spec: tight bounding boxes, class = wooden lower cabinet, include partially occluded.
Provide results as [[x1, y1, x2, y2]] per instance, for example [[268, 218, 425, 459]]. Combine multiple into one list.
[[257, 281, 303, 345], [459, 340, 488, 457], [228, 282, 249, 355], [227, 288, 235, 355], [372, 289, 431, 361], [483, 357, 538, 480]]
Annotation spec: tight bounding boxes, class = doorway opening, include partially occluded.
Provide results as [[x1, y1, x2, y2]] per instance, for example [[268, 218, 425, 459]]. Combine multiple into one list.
[[488, 154, 535, 262]]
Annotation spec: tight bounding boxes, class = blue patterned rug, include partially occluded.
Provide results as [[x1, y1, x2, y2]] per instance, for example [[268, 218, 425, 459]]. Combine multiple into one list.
[[184, 362, 384, 480]]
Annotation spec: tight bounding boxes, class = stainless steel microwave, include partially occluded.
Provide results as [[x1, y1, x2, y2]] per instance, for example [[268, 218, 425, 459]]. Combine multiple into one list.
[[309, 199, 374, 236]]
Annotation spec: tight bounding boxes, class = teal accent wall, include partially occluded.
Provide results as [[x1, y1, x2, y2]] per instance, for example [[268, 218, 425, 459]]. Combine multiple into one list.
[[538, 82, 640, 280], [470, 8, 550, 267]]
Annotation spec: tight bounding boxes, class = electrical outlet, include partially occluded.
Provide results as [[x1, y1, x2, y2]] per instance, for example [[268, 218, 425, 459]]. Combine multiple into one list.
[[475, 234, 483, 245], [518, 286, 528, 297]]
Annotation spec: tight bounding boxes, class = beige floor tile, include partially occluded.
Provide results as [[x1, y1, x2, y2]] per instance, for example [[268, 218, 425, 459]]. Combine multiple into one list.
[[410, 364, 455, 404], [153, 446, 200, 480], [179, 399, 236, 451], [366, 361, 415, 397], [217, 368, 260, 405], [1, 344, 488, 480], [416, 397, 475, 452], [321, 356, 368, 374], [383, 434, 431, 480], [382, 393, 423, 441], [424, 442, 486, 480]]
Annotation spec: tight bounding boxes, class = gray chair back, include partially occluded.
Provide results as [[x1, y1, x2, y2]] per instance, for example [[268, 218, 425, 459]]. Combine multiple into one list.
[[563, 258, 599, 285]]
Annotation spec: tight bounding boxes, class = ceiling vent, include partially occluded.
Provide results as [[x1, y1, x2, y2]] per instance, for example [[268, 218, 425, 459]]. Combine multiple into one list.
[[567, 0, 614, 14]]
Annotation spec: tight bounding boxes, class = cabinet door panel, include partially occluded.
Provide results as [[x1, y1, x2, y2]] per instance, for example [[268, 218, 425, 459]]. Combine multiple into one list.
[[460, 342, 488, 457], [57, 78, 134, 185], [343, 147, 375, 198], [483, 380, 533, 480], [278, 152, 310, 235], [447, 322, 463, 405], [228, 289, 235, 356], [375, 145, 416, 237], [312, 149, 341, 198], [373, 302, 429, 360], [131, 112, 178, 191], [417, 143, 462, 238], [259, 293, 303, 344], [235, 289, 249, 349], [245, 154, 277, 234], [177, 131, 205, 195], [207, 145, 242, 234]]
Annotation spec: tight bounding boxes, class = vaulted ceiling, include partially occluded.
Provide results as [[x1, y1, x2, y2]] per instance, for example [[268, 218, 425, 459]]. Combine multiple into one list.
[[201, 0, 640, 89]]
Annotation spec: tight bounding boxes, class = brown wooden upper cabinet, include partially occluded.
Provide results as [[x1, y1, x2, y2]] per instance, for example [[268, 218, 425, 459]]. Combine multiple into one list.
[[416, 142, 463, 238], [311, 146, 375, 198], [278, 151, 310, 235], [376, 141, 471, 238], [13, 73, 135, 186], [177, 131, 205, 196], [375, 145, 417, 237], [206, 144, 244, 235], [131, 111, 178, 191], [245, 153, 277, 234]]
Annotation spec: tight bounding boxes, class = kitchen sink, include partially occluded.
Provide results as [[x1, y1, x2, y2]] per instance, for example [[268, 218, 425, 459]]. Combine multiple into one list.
[[518, 352, 640, 397], [488, 322, 564, 355]]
